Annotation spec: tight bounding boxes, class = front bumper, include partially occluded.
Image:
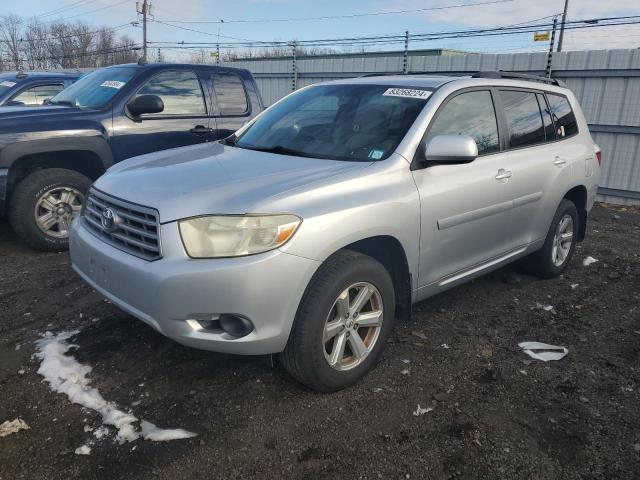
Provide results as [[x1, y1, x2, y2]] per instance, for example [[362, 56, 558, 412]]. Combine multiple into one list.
[[70, 218, 320, 355]]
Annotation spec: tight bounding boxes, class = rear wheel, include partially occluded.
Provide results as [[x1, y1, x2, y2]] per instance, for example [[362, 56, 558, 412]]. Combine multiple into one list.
[[523, 199, 578, 278], [279, 250, 395, 392], [9, 168, 91, 252]]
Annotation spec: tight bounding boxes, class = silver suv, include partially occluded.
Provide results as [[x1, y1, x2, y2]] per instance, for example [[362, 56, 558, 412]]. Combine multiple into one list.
[[70, 72, 600, 392]]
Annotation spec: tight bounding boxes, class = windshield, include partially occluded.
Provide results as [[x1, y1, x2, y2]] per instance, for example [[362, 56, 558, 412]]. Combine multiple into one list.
[[234, 84, 432, 161], [0, 77, 20, 98], [50, 67, 137, 109]]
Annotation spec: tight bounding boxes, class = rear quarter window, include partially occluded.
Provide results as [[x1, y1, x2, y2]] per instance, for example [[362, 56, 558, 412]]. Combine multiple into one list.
[[499, 90, 545, 148], [546, 93, 578, 138], [212, 73, 248, 116]]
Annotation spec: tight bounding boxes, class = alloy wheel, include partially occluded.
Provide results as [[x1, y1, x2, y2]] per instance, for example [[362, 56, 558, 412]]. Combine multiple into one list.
[[323, 282, 384, 371], [34, 186, 84, 238], [551, 214, 574, 267]]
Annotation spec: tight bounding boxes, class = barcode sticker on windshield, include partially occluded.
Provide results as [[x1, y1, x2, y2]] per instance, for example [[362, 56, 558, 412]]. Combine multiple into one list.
[[0, 81, 16, 87], [100, 80, 126, 89], [383, 88, 431, 100]]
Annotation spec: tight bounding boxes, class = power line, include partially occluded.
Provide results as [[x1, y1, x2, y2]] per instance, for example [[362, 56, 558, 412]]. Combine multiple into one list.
[[148, 16, 640, 50], [39, 0, 95, 18], [0, 23, 137, 44], [152, 19, 257, 42], [156, 0, 515, 25], [41, 0, 132, 23]]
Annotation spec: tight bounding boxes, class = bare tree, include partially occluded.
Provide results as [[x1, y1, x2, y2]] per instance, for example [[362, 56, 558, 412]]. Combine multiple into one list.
[[1, 14, 23, 70]]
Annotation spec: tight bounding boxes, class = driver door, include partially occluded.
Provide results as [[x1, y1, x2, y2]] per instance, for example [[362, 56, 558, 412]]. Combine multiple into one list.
[[111, 69, 214, 162], [412, 89, 518, 290]]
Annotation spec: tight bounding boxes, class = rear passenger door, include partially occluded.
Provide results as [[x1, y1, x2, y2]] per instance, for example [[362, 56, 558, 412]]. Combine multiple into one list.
[[499, 89, 576, 247], [111, 69, 213, 161], [412, 89, 517, 288], [210, 71, 252, 139]]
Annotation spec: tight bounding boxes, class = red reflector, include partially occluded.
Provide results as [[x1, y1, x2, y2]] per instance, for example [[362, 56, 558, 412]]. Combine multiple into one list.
[[595, 150, 602, 165]]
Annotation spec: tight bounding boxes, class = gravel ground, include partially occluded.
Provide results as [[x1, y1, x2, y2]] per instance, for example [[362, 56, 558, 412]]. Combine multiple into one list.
[[1, 203, 639, 480]]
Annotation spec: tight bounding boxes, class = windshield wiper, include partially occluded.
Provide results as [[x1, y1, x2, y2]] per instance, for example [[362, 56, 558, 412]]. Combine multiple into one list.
[[239, 144, 317, 158], [48, 100, 75, 107], [220, 133, 237, 146]]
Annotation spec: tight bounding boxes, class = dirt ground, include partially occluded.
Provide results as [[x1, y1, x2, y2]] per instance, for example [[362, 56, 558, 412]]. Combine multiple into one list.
[[0, 204, 639, 480]]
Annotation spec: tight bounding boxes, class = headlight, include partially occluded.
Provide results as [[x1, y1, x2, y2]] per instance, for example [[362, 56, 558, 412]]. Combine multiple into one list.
[[178, 214, 301, 258]]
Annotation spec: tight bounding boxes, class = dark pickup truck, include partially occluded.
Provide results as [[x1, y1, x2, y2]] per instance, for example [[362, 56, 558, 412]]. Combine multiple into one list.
[[0, 71, 80, 107], [0, 63, 263, 250]]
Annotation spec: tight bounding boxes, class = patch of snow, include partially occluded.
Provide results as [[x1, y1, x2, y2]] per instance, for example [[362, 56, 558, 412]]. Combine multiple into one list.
[[440, 343, 451, 349], [34, 331, 196, 444], [75, 445, 91, 455], [140, 421, 197, 441], [570, 284, 579, 289], [413, 405, 433, 416], [401, 359, 411, 364], [93, 426, 109, 439], [534, 303, 554, 312], [400, 369, 410, 375], [583, 256, 598, 266]]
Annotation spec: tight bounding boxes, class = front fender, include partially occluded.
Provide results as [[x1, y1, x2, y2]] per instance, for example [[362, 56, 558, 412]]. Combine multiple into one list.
[[0, 129, 113, 170]]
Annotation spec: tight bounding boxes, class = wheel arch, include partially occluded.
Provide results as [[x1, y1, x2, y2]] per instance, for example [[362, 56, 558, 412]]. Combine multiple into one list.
[[339, 235, 412, 322]]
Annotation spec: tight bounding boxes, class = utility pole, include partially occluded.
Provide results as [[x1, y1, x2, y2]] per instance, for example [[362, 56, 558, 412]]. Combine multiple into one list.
[[546, 16, 558, 78], [291, 42, 297, 91], [557, 0, 569, 52], [403, 31, 409, 74], [136, 1, 152, 63]]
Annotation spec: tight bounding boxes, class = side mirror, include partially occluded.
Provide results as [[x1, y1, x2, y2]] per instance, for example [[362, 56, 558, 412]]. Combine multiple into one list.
[[127, 94, 164, 116], [424, 134, 478, 164]]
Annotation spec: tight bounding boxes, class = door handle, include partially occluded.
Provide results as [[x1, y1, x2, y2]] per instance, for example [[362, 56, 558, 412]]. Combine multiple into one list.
[[553, 156, 567, 167], [495, 169, 512, 181], [190, 125, 213, 135]]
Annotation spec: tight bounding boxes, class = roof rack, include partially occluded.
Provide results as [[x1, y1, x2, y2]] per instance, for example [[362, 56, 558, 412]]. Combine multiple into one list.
[[472, 71, 565, 87]]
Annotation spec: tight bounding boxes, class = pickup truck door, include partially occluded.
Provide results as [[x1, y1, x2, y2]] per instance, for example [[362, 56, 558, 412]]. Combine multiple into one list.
[[110, 69, 214, 162], [412, 89, 518, 290]]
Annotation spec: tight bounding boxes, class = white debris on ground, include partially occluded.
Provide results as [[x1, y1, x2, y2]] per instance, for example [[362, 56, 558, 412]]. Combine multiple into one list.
[[413, 405, 434, 416], [139, 421, 197, 441], [401, 369, 410, 375], [583, 256, 598, 266], [0, 418, 30, 437], [34, 331, 197, 445], [74, 445, 91, 455], [534, 303, 555, 312], [571, 284, 579, 289], [519, 341, 569, 362], [440, 343, 451, 349]]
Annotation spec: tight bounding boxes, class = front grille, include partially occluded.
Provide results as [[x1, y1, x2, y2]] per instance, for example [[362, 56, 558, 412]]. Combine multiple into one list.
[[83, 189, 161, 261]]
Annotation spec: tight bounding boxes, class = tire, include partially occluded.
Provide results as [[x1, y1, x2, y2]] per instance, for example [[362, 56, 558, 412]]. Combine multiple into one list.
[[279, 250, 396, 392], [522, 198, 578, 279], [9, 168, 91, 252]]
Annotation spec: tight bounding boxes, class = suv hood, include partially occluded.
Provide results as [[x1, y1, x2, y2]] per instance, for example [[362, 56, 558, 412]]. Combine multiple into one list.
[[95, 142, 370, 223]]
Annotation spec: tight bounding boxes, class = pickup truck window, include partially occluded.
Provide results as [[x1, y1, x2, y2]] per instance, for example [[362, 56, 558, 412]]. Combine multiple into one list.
[[426, 90, 499, 155], [212, 73, 248, 115], [136, 70, 206, 116], [235, 84, 430, 161], [11, 84, 64, 106], [50, 67, 136, 108]]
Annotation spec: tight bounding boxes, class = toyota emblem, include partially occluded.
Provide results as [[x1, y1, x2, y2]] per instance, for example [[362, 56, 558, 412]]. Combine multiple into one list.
[[101, 207, 116, 230]]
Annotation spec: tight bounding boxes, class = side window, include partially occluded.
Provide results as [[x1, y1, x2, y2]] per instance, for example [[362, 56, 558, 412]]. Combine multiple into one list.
[[211, 73, 248, 116], [546, 93, 578, 138], [11, 84, 63, 105], [499, 90, 545, 148], [537, 93, 555, 141], [136, 70, 206, 116], [427, 90, 499, 155]]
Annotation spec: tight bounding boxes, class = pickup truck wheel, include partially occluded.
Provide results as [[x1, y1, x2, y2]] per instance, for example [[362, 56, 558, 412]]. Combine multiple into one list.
[[523, 199, 578, 279], [9, 168, 91, 252], [279, 250, 395, 392]]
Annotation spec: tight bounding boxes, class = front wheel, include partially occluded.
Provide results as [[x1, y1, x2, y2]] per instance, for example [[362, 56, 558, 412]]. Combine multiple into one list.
[[523, 198, 578, 278], [9, 168, 91, 252], [279, 250, 395, 392]]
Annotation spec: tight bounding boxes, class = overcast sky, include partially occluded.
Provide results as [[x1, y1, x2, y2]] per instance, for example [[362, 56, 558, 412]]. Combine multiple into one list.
[[7, 0, 640, 59]]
